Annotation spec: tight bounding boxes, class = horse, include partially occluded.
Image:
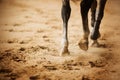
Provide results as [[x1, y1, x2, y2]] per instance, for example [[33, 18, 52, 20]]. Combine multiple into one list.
[[61, 0, 107, 56]]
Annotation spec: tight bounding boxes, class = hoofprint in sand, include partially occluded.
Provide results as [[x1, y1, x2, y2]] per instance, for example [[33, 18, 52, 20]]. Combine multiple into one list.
[[0, 0, 120, 80]]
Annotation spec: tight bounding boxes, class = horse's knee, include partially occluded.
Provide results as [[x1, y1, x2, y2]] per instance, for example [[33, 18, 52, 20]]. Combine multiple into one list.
[[62, 0, 70, 8], [62, 0, 69, 5], [80, 0, 93, 16], [62, 0, 71, 22]]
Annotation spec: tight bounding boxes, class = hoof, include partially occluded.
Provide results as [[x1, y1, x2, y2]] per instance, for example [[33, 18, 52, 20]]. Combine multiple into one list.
[[60, 47, 70, 56], [91, 40, 100, 47], [78, 38, 88, 51]]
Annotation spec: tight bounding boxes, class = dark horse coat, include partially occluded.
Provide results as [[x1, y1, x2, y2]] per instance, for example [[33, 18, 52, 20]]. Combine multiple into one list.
[[61, 0, 107, 56]]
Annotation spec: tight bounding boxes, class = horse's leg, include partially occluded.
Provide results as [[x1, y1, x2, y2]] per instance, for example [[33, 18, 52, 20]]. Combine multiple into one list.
[[91, 0, 99, 47], [91, 0, 97, 27], [61, 0, 71, 56], [90, 0, 107, 46], [78, 0, 93, 51]]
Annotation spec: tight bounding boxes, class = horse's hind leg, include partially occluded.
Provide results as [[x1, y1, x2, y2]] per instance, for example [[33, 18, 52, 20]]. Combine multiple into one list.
[[90, 0, 107, 47], [61, 0, 71, 56], [78, 0, 93, 51]]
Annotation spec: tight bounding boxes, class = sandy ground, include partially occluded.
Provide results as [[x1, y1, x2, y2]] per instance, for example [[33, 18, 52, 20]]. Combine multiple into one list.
[[0, 0, 120, 80]]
